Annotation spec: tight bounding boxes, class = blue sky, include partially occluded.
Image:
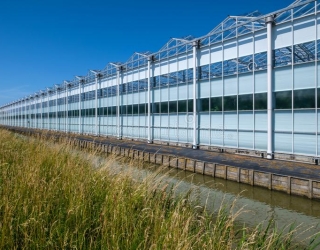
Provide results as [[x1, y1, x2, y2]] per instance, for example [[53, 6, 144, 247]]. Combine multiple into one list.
[[0, 0, 295, 106]]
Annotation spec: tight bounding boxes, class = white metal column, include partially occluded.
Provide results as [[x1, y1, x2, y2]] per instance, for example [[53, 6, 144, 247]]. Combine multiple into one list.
[[147, 56, 153, 143], [90, 70, 102, 136], [266, 16, 274, 160], [27, 98, 30, 128], [95, 76, 99, 136], [24, 99, 27, 127], [192, 41, 199, 149], [20, 101, 22, 127], [76, 77, 83, 135], [66, 86, 68, 133], [56, 88, 58, 131], [47, 91, 50, 130], [92, 72, 99, 136], [41, 94, 43, 130], [13, 102, 15, 127], [116, 67, 122, 139], [79, 80, 82, 134], [11, 103, 13, 126]]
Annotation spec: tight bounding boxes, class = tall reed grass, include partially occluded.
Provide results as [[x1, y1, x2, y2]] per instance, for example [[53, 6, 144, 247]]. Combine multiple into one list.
[[0, 129, 319, 249]]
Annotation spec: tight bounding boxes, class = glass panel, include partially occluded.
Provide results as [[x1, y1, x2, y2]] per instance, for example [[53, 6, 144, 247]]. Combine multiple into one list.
[[239, 111, 253, 130], [293, 41, 315, 64], [127, 105, 132, 115], [178, 100, 187, 112], [275, 132, 292, 153], [238, 94, 253, 110], [224, 96, 237, 111], [238, 55, 253, 74], [275, 110, 292, 132], [198, 98, 209, 112], [224, 76, 237, 96], [210, 62, 222, 78], [239, 131, 253, 149], [152, 102, 160, 113], [224, 131, 237, 147], [223, 59, 237, 76], [210, 97, 222, 111], [139, 104, 146, 114], [294, 110, 316, 133], [294, 63, 315, 89], [224, 112, 237, 129], [198, 65, 209, 80], [187, 100, 193, 112], [169, 101, 177, 113], [168, 72, 177, 86], [132, 104, 139, 114], [161, 102, 168, 113], [294, 133, 316, 155], [294, 88, 315, 109], [274, 67, 292, 91], [274, 47, 292, 67], [254, 132, 267, 150], [275, 91, 292, 109], [254, 93, 267, 110], [199, 130, 210, 144]]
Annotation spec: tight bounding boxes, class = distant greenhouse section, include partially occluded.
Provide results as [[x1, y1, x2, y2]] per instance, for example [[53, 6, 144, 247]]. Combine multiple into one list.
[[1, 0, 320, 162]]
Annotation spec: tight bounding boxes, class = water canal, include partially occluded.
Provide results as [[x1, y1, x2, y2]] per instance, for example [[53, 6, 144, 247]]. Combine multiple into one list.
[[95, 154, 320, 243]]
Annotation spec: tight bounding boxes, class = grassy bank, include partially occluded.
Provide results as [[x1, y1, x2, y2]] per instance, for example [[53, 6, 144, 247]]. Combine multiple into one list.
[[0, 129, 319, 249]]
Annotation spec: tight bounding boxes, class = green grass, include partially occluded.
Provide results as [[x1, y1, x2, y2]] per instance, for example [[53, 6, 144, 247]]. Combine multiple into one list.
[[0, 129, 319, 249]]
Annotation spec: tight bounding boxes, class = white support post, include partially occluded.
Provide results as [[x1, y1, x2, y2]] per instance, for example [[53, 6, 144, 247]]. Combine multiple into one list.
[[18, 102, 19, 127], [17, 102, 18, 127], [16, 102, 17, 127], [13, 103, 15, 127], [192, 41, 199, 149], [27, 98, 29, 128], [79, 82, 81, 134], [90, 71, 102, 136], [33, 97, 35, 128], [30, 99, 32, 128], [19, 102, 21, 127], [24, 99, 27, 128], [95, 75, 99, 136], [266, 16, 274, 160], [66, 86, 68, 133], [26, 99, 28, 127], [35, 98, 37, 128], [56, 89, 58, 131], [14, 102, 18, 127], [13, 102, 15, 127], [47, 92, 50, 130], [147, 56, 153, 143], [41, 95, 43, 130], [13, 102, 18, 127], [117, 67, 122, 140]]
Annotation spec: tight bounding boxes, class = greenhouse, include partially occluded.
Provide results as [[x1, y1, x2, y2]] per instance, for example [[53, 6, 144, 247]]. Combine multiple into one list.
[[1, 0, 320, 162]]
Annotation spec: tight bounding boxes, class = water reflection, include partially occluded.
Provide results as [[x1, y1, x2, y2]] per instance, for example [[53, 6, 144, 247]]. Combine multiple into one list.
[[95, 155, 320, 241]]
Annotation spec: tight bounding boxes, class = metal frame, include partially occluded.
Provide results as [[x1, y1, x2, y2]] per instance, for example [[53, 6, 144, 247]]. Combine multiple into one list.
[[0, 0, 319, 160]]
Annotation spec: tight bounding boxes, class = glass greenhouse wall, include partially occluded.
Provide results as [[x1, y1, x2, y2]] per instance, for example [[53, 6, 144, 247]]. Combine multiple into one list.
[[1, 0, 320, 160]]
